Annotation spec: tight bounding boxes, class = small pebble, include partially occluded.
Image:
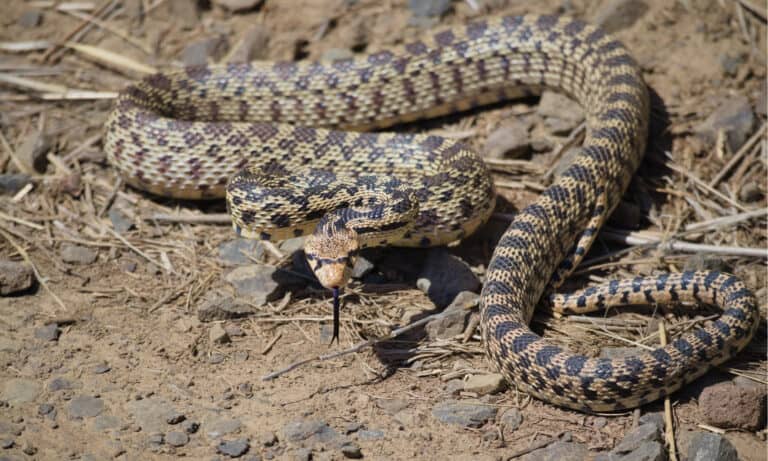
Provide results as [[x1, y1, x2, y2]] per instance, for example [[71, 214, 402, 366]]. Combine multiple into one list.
[[181, 420, 199, 434], [0, 260, 34, 295], [340, 442, 363, 459], [60, 243, 98, 265], [165, 431, 189, 447], [217, 438, 250, 457], [1, 439, 13, 449], [34, 324, 60, 342], [166, 412, 186, 424], [38, 403, 54, 415], [92, 363, 111, 374], [259, 431, 277, 447], [17, 10, 42, 27]]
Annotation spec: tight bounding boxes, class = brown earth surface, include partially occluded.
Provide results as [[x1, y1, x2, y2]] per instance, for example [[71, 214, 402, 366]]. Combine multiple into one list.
[[0, 0, 766, 460]]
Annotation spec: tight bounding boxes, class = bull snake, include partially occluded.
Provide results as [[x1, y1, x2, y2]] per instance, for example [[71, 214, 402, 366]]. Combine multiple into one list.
[[104, 14, 759, 411]]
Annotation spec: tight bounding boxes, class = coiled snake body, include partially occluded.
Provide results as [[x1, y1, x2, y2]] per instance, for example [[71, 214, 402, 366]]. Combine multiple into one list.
[[105, 14, 759, 411]]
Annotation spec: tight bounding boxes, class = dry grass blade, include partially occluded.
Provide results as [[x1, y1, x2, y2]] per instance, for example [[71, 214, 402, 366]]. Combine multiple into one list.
[[0, 41, 52, 52], [0, 73, 69, 94], [658, 321, 678, 461], [64, 42, 157, 75]]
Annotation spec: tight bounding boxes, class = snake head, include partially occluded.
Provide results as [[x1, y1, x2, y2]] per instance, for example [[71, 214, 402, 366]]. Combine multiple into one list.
[[304, 227, 359, 290]]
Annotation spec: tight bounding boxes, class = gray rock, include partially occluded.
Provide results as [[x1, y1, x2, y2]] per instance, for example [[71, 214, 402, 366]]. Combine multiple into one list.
[[125, 398, 180, 433], [614, 424, 661, 453], [17, 10, 42, 27], [417, 249, 480, 309], [38, 403, 54, 415], [279, 237, 305, 254], [226, 324, 246, 337], [210, 324, 231, 344], [228, 25, 270, 63], [212, 0, 261, 12], [2, 378, 41, 406], [48, 377, 74, 391], [375, 398, 410, 414], [181, 420, 199, 434], [0, 260, 34, 295], [219, 239, 263, 266], [695, 95, 755, 152], [425, 291, 478, 339], [166, 431, 189, 447], [217, 438, 250, 457], [224, 265, 283, 305], [282, 419, 338, 443], [68, 395, 104, 419], [591, 0, 648, 33], [340, 442, 362, 459], [687, 432, 738, 461], [462, 374, 507, 395], [1, 438, 13, 449], [432, 399, 497, 428], [618, 441, 665, 461], [638, 412, 665, 432], [483, 119, 532, 159], [699, 381, 766, 430], [0, 174, 32, 195], [322, 48, 354, 62], [358, 428, 384, 440], [16, 131, 53, 173], [409, 0, 451, 17], [206, 418, 242, 439], [166, 412, 185, 424], [148, 433, 164, 445], [294, 448, 312, 461], [719, 53, 745, 77], [34, 323, 60, 341], [500, 408, 523, 431], [91, 363, 110, 374], [209, 352, 226, 364], [108, 207, 134, 233], [537, 91, 584, 135], [522, 440, 588, 461], [92, 414, 123, 431], [182, 35, 229, 67], [198, 295, 255, 322], [60, 243, 98, 265]]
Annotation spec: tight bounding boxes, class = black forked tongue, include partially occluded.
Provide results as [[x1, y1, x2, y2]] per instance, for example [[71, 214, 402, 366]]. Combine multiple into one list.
[[331, 286, 340, 345]]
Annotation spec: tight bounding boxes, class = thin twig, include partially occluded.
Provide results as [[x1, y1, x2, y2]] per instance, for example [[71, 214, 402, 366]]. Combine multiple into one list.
[[601, 228, 768, 259], [709, 123, 766, 187], [658, 321, 678, 461], [150, 213, 231, 224]]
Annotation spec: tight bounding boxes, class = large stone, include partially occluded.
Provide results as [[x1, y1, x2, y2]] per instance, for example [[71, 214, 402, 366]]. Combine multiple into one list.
[[699, 381, 766, 430], [695, 95, 756, 152], [425, 291, 478, 339], [224, 265, 303, 305], [218, 238, 264, 266], [68, 395, 104, 419], [417, 249, 480, 309], [522, 441, 588, 461], [613, 424, 661, 454], [0, 260, 34, 295], [282, 419, 338, 444], [60, 243, 98, 265], [408, 0, 451, 17], [197, 294, 255, 321], [125, 398, 179, 433], [462, 374, 507, 395], [1, 378, 41, 406], [591, 0, 648, 33], [483, 119, 532, 159], [432, 399, 497, 428], [213, 0, 261, 12], [687, 432, 738, 461], [206, 418, 243, 439]]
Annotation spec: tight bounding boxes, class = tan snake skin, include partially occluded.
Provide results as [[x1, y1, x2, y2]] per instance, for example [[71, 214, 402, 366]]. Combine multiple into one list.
[[104, 14, 759, 411]]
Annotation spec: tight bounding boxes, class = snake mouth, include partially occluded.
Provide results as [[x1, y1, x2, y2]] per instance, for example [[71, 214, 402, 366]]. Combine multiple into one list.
[[331, 286, 340, 345]]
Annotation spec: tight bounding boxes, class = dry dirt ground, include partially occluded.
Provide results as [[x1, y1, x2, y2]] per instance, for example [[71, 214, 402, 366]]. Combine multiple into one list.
[[0, 0, 767, 460]]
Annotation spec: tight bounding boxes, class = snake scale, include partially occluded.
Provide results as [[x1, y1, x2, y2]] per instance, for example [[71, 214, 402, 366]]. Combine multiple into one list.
[[104, 14, 759, 411]]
